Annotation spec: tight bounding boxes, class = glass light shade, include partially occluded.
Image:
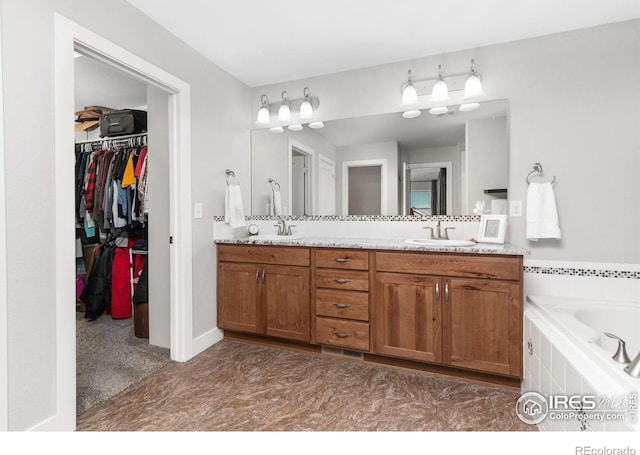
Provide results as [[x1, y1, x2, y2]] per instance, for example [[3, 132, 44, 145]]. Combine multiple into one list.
[[299, 100, 313, 119], [464, 74, 484, 99], [308, 121, 324, 129], [429, 106, 448, 115], [431, 78, 449, 102], [401, 83, 418, 106], [269, 126, 284, 133], [255, 106, 270, 125], [459, 103, 480, 112], [277, 103, 291, 123], [288, 124, 303, 131], [402, 110, 421, 119]]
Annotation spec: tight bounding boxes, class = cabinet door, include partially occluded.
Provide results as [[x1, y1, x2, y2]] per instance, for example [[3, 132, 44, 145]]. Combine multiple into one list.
[[375, 272, 442, 363], [263, 265, 311, 342], [217, 262, 261, 334], [444, 278, 522, 377]]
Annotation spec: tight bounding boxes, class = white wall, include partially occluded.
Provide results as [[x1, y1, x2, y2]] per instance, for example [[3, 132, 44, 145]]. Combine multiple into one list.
[[336, 141, 399, 215], [1, 0, 250, 430], [251, 20, 640, 264]]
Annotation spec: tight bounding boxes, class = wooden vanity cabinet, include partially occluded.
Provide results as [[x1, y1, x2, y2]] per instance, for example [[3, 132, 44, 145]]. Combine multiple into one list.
[[217, 245, 310, 342], [375, 252, 523, 378]]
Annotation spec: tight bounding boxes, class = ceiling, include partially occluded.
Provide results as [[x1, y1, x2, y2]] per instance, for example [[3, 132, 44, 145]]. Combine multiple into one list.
[[125, 0, 640, 87]]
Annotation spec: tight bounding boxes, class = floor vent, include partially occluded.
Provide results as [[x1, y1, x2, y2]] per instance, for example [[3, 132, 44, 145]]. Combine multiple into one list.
[[321, 346, 364, 360]]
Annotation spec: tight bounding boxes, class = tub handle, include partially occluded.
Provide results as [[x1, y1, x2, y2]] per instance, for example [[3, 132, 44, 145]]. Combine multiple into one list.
[[604, 332, 632, 364]]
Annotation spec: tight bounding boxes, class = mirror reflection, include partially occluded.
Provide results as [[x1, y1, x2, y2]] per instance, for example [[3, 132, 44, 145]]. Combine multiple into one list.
[[251, 99, 509, 216]]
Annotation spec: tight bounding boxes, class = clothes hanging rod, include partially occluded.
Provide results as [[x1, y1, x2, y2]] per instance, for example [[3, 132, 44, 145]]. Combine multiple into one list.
[[75, 132, 147, 144]]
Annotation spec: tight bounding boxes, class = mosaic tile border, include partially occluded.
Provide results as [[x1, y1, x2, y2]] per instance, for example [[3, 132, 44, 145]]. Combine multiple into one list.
[[524, 266, 640, 280], [213, 215, 481, 222]]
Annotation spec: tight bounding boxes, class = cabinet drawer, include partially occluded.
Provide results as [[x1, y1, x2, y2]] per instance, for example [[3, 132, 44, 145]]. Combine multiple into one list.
[[315, 269, 369, 291], [376, 252, 521, 281], [218, 244, 310, 266], [315, 249, 369, 270], [316, 289, 369, 321], [316, 317, 369, 351]]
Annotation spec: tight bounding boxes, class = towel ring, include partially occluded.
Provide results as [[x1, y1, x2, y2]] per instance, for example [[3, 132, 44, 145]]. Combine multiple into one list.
[[526, 163, 556, 185], [226, 169, 238, 186], [268, 178, 281, 191]]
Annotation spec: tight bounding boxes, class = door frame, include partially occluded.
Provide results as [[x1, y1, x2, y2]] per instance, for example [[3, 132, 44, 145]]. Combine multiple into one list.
[[341, 159, 388, 215], [54, 14, 194, 430], [318, 154, 336, 215], [0, 3, 8, 432], [287, 138, 315, 215], [406, 161, 453, 215]]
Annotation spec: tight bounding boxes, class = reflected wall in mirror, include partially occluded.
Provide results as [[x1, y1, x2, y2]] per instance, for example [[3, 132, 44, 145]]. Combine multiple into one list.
[[251, 99, 508, 216]]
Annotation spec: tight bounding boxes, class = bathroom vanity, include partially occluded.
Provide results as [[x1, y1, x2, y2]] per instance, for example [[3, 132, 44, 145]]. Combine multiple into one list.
[[216, 238, 526, 385]]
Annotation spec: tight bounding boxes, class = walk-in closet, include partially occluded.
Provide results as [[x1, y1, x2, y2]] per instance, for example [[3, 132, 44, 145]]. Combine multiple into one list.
[[74, 54, 170, 415]]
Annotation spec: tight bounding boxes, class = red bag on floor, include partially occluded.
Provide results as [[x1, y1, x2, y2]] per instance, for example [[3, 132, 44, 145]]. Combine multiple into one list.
[[111, 247, 132, 319]]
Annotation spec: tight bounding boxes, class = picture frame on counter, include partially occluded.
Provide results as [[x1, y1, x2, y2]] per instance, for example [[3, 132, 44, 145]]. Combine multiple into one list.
[[477, 214, 508, 244]]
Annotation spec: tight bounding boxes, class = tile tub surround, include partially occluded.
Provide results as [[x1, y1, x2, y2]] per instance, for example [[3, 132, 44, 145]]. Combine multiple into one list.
[[77, 339, 535, 431]]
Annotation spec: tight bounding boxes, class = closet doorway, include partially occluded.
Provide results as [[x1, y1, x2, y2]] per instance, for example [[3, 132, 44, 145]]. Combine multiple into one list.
[[55, 15, 194, 430]]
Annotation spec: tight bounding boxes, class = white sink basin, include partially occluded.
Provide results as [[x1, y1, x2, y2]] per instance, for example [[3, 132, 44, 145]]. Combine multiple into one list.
[[249, 234, 303, 241], [405, 238, 476, 247]]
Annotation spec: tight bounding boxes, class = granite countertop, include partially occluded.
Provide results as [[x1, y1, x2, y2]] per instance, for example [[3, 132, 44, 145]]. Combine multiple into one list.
[[214, 236, 529, 256]]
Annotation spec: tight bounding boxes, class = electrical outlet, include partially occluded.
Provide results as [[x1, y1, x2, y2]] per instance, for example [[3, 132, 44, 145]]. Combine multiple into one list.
[[510, 200, 522, 217], [194, 202, 203, 219]]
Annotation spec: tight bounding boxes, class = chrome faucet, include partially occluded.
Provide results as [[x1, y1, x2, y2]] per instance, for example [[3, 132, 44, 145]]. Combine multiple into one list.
[[604, 332, 632, 364], [423, 219, 456, 240], [274, 218, 296, 236], [624, 351, 640, 378]]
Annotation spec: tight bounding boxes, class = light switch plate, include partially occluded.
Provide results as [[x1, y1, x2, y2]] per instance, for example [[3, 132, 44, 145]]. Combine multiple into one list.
[[194, 202, 203, 219], [510, 200, 522, 217]]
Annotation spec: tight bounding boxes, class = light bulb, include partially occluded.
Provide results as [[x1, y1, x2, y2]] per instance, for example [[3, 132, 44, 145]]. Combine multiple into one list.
[[429, 106, 448, 115], [402, 110, 421, 119], [277, 104, 291, 123], [459, 103, 480, 112], [401, 70, 418, 106]]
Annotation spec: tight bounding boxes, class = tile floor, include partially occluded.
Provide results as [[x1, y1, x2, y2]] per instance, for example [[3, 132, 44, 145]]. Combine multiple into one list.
[[77, 339, 536, 431]]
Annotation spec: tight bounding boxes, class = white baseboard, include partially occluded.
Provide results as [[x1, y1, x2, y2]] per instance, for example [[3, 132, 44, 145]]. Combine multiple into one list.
[[191, 327, 224, 358]]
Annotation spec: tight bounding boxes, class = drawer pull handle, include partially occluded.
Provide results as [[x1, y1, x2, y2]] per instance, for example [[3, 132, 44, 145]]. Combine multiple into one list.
[[334, 258, 350, 263], [333, 331, 353, 338], [332, 303, 351, 309], [333, 278, 351, 284]]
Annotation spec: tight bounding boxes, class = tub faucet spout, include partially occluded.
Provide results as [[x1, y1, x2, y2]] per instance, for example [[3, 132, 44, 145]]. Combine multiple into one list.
[[624, 352, 640, 378], [604, 332, 632, 364]]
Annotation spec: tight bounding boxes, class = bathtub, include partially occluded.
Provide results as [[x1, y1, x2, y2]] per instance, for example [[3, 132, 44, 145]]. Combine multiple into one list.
[[524, 295, 640, 432]]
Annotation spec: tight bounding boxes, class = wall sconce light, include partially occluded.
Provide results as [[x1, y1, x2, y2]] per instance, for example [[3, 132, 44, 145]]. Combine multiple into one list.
[[277, 91, 291, 123], [463, 59, 484, 100], [401, 59, 485, 117], [255, 87, 320, 129], [255, 95, 270, 125], [401, 70, 418, 106]]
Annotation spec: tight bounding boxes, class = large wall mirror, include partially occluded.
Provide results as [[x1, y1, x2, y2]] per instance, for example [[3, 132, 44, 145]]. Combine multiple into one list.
[[251, 99, 508, 216]]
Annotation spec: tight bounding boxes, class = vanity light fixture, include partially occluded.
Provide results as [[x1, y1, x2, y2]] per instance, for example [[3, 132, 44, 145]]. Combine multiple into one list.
[[429, 106, 448, 115], [431, 65, 449, 102], [277, 91, 291, 123], [459, 102, 480, 112], [401, 70, 418, 106], [288, 124, 303, 131], [308, 121, 324, 129], [463, 59, 484, 100], [255, 95, 270, 125], [402, 110, 421, 119]]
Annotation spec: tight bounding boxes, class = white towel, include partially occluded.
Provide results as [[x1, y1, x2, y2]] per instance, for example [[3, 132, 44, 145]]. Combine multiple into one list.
[[225, 184, 246, 228], [526, 182, 561, 241], [271, 190, 282, 216]]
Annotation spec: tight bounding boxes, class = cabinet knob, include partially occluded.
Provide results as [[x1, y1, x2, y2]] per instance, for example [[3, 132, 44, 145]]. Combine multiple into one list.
[[332, 278, 351, 284], [333, 331, 353, 338], [333, 258, 350, 263]]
